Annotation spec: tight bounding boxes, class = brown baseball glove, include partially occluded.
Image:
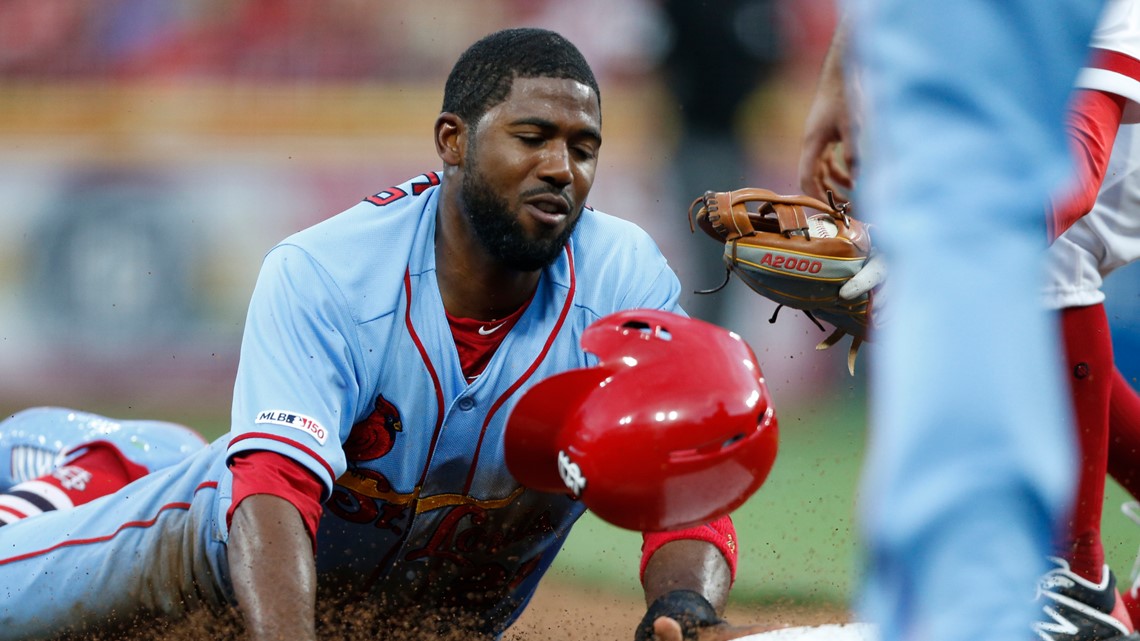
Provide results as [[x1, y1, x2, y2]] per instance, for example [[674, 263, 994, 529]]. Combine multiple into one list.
[[688, 188, 873, 374]]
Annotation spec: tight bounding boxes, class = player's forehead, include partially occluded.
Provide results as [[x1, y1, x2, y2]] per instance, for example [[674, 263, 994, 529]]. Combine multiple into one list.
[[479, 76, 601, 137]]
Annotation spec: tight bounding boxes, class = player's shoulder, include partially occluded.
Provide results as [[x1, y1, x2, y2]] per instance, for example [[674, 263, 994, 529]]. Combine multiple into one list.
[[568, 204, 677, 301], [256, 173, 440, 318], [289, 172, 440, 242], [273, 172, 439, 266], [573, 204, 661, 252]]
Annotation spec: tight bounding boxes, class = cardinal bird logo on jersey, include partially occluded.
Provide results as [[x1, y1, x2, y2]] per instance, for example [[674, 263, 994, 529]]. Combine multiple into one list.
[[344, 394, 403, 461]]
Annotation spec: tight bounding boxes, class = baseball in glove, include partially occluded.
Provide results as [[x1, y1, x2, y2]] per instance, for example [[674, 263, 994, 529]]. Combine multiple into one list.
[[688, 188, 872, 374]]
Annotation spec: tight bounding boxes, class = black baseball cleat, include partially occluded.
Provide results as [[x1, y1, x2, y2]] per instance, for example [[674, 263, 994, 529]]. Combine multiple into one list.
[[1033, 557, 1140, 641]]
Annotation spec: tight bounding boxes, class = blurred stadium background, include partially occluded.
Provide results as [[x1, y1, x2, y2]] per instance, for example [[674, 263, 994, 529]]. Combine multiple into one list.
[[4, 0, 1140, 617]]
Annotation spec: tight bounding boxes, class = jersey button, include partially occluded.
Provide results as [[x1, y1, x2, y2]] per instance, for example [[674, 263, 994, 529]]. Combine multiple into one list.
[[457, 397, 475, 411]]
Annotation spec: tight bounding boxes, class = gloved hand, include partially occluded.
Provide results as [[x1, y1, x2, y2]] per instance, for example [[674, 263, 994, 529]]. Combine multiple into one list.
[[839, 251, 885, 300], [838, 251, 888, 328]]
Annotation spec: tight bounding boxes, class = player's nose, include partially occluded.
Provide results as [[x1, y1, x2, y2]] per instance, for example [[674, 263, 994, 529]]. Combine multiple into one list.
[[537, 144, 572, 189]]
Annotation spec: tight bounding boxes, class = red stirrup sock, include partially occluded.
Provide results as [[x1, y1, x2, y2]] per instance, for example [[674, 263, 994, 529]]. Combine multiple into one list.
[[1059, 304, 1113, 583]]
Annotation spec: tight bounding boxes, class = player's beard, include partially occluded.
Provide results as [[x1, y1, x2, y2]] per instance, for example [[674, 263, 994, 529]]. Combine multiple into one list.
[[461, 165, 579, 272]]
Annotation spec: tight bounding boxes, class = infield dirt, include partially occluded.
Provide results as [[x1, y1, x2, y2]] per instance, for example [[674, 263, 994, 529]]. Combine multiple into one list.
[[63, 577, 848, 640], [507, 579, 850, 639]]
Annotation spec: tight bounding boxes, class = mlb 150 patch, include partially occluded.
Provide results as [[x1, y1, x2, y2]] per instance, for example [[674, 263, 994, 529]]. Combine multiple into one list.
[[255, 410, 329, 445]]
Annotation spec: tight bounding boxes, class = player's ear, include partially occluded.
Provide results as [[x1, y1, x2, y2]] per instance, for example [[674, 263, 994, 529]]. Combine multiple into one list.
[[435, 113, 467, 167]]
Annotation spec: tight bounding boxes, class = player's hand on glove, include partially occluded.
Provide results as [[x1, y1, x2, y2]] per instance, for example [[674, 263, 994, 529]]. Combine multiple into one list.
[[635, 590, 774, 641], [799, 124, 855, 205], [797, 23, 857, 203]]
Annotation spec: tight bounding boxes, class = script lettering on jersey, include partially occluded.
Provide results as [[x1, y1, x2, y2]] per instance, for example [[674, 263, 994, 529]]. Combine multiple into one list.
[[760, 252, 823, 274], [255, 410, 329, 445], [404, 504, 555, 603], [407, 504, 555, 563], [328, 468, 411, 535]]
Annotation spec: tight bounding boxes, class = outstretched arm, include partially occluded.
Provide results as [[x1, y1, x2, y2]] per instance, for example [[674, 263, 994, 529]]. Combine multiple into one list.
[[638, 529, 772, 640], [229, 494, 318, 641], [643, 537, 732, 608]]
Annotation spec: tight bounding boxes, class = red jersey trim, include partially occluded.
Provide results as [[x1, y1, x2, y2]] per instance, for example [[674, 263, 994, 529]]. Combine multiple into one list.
[[1090, 48, 1140, 82], [404, 268, 448, 489], [228, 432, 336, 485]]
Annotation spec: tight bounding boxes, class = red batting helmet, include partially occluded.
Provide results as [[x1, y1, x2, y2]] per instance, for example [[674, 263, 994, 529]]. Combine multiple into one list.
[[504, 309, 778, 532]]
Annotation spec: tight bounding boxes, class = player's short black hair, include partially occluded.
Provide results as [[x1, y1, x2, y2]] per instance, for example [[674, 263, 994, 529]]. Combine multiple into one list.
[[441, 28, 600, 126]]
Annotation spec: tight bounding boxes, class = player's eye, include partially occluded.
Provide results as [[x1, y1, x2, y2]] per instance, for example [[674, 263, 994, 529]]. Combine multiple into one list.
[[572, 145, 597, 161]]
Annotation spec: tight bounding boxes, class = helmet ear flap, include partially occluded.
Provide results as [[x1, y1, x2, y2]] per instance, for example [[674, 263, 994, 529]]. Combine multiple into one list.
[[503, 367, 611, 494], [505, 309, 779, 532]]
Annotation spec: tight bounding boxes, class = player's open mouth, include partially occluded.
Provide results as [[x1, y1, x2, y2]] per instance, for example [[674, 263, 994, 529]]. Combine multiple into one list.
[[524, 196, 570, 226]]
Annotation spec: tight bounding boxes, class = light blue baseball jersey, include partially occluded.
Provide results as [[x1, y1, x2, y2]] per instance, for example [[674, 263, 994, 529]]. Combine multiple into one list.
[[0, 172, 683, 639], [844, 1, 1103, 641]]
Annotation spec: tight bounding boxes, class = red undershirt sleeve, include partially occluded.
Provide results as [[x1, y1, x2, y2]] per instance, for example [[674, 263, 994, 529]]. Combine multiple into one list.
[[1049, 89, 1126, 241], [227, 450, 325, 550]]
